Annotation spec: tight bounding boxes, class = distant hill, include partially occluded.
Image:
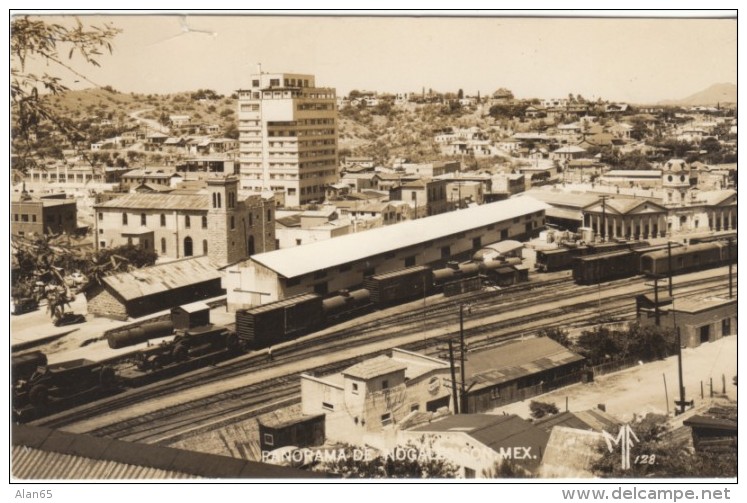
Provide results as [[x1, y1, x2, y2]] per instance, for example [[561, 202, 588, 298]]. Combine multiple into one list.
[[659, 83, 736, 106]]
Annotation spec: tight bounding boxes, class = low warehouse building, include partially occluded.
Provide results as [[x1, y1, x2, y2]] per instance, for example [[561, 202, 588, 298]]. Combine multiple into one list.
[[224, 196, 548, 310], [639, 296, 736, 348], [464, 337, 587, 413], [86, 256, 224, 320]]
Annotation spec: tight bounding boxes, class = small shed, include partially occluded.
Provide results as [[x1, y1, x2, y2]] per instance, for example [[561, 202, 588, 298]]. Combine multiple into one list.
[[258, 414, 326, 452], [171, 301, 211, 330]]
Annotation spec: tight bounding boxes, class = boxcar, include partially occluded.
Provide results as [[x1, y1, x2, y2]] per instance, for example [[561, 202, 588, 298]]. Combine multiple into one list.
[[535, 248, 576, 272], [364, 266, 433, 305], [236, 293, 324, 349], [640, 242, 734, 277], [572, 250, 639, 284]]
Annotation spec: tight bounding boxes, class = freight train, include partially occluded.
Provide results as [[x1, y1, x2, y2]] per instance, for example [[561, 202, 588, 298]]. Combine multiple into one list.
[[535, 241, 651, 272], [13, 248, 528, 421], [572, 240, 736, 285], [236, 256, 528, 350]]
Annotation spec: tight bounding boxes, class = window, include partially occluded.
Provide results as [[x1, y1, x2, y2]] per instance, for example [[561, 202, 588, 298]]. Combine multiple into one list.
[[98, 212, 103, 221], [411, 191, 417, 201], [381, 413, 392, 425], [472, 237, 482, 249], [160, 214, 166, 227], [267, 209, 272, 222], [722, 318, 731, 336], [203, 240, 208, 255], [230, 216, 235, 230], [252, 79, 260, 87], [122, 213, 128, 225], [339, 264, 351, 272], [184, 236, 193, 257], [700, 325, 710, 344], [21, 214, 28, 222], [441, 246, 450, 259], [314, 270, 326, 279], [270, 78, 280, 87], [202, 216, 208, 229], [263, 433, 274, 446], [141, 213, 146, 226], [322, 402, 334, 411], [352, 383, 359, 395], [382, 380, 389, 390], [404, 256, 416, 267], [296, 239, 302, 246], [14, 214, 18, 221], [501, 229, 509, 240], [185, 215, 191, 228], [161, 238, 166, 254]]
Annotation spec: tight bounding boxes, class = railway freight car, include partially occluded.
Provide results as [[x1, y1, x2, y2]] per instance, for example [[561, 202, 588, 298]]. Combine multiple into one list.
[[11, 351, 48, 384], [236, 293, 324, 350], [322, 289, 372, 324], [640, 241, 737, 277], [364, 266, 433, 305], [13, 358, 117, 417], [572, 249, 641, 284], [535, 241, 648, 272]]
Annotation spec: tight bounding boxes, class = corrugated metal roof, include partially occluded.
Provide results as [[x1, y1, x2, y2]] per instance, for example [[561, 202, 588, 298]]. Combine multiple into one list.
[[343, 355, 407, 380], [102, 256, 221, 301], [539, 427, 604, 478], [251, 196, 549, 278], [95, 193, 209, 211], [534, 409, 622, 433], [466, 337, 584, 390], [12, 446, 198, 479], [240, 293, 321, 315], [12, 425, 327, 479]]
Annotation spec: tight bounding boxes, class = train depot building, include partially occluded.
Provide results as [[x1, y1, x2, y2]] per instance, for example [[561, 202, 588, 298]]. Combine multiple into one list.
[[223, 196, 548, 310], [300, 349, 454, 449], [638, 296, 737, 348]]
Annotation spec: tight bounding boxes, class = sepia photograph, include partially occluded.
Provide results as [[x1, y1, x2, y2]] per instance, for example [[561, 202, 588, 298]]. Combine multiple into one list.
[[8, 9, 738, 493]]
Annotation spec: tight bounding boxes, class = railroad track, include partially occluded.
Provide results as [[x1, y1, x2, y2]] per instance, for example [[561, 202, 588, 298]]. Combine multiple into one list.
[[35, 271, 734, 438]]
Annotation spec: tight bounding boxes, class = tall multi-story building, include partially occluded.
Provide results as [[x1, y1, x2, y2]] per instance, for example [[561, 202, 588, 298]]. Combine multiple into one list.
[[237, 72, 339, 207]]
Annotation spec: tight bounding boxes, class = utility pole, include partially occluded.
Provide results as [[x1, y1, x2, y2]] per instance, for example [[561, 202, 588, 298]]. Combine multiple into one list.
[[448, 339, 459, 414], [459, 304, 468, 415], [728, 237, 733, 299], [654, 276, 660, 326], [600, 195, 609, 242], [667, 241, 674, 297], [675, 326, 687, 415]]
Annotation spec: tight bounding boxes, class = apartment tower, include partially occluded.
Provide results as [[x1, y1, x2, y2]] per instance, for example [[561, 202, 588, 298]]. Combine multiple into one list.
[[237, 72, 339, 207]]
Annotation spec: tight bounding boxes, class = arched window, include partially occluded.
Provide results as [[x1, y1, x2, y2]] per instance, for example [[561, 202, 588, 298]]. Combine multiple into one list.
[[203, 240, 208, 255], [230, 216, 235, 230], [202, 216, 208, 229], [184, 236, 193, 257], [161, 237, 167, 254], [217, 193, 222, 208], [160, 214, 166, 227]]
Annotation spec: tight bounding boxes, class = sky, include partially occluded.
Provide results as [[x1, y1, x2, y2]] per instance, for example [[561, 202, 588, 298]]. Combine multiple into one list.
[[13, 13, 738, 104]]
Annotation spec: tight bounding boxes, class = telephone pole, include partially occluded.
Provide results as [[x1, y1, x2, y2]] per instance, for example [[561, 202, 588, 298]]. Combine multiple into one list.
[[448, 339, 459, 414], [600, 195, 609, 242], [459, 304, 468, 414]]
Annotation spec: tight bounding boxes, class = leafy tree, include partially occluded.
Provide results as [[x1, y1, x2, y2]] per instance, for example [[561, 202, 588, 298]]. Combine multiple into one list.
[[538, 327, 570, 347], [457, 88, 464, 100], [529, 400, 559, 419], [11, 16, 121, 172]]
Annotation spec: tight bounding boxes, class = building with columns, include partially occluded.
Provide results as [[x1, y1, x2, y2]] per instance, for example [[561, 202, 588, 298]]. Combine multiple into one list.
[[582, 198, 668, 240], [94, 176, 276, 267], [237, 72, 339, 207]]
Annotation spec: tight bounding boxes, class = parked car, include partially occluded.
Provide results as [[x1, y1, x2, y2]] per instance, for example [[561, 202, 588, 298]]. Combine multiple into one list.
[[54, 313, 86, 327]]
